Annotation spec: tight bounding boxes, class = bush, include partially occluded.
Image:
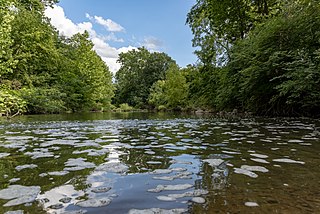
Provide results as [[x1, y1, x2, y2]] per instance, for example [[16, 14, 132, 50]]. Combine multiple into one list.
[[119, 103, 133, 112], [0, 89, 26, 117], [20, 87, 66, 114]]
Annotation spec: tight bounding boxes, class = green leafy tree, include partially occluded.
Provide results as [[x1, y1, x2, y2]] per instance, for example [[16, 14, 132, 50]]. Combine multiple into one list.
[[58, 32, 114, 111], [164, 65, 189, 109], [148, 80, 166, 109], [6, 6, 59, 87], [149, 64, 189, 110], [0, 0, 17, 77], [0, 88, 26, 117], [224, 1, 320, 115], [186, 0, 280, 65], [115, 47, 175, 108]]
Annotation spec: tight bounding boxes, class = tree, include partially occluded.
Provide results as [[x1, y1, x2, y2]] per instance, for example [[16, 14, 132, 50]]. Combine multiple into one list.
[[163, 65, 189, 109], [0, 0, 17, 77], [58, 32, 114, 111], [223, 1, 320, 115], [148, 64, 189, 110], [186, 0, 280, 65], [115, 47, 175, 108], [17, 0, 59, 12]]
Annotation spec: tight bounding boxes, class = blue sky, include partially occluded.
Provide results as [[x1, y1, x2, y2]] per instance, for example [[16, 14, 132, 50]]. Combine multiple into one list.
[[45, 0, 197, 72]]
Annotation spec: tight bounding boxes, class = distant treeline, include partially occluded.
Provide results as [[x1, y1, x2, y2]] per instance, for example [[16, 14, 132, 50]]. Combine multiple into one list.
[[1, 0, 320, 117]]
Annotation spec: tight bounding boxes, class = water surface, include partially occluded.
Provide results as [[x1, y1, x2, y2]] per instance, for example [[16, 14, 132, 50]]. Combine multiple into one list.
[[0, 113, 319, 213]]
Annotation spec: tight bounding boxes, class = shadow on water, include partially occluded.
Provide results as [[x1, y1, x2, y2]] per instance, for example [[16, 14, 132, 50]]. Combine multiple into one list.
[[0, 112, 319, 213]]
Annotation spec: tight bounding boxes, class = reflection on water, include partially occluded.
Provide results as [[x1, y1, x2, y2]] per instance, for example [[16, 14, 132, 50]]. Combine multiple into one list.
[[0, 113, 319, 213]]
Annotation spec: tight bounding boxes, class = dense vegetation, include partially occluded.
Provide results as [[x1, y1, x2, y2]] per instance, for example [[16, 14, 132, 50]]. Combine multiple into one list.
[[1, 0, 320, 117], [0, 0, 113, 116], [185, 0, 320, 116]]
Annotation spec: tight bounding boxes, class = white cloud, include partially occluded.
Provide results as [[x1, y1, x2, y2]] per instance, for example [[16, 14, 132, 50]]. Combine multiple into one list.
[[86, 13, 125, 32], [101, 33, 124, 43], [118, 46, 137, 54], [142, 36, 164, 52], [91, 37, 118, 58], [45, 6, 94, 37], [45, 6, 134, 73], [95, 16, 124, 32]]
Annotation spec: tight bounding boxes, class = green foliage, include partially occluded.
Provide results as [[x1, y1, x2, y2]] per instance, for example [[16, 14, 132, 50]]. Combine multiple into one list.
[[19, 87, 66, 114], [119, 103, 134, 112], [8, 6, 59, 87], [0, 88, 26, 117], [185, 0, 320, 116], [148, 80, 166, 108], [0, 0, 114, 115], [221, 1, 320, 115], [58, 32, 114, 112], [114, 47, 176, 108], [0, 0, 17, 77], [186, 0, 281, 65], [164, 65, 189, 108], [148, 64, 189, 110]]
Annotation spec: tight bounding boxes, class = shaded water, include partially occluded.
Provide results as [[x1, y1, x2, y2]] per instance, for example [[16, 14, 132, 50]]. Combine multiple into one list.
[[0, 112, 319, 213]]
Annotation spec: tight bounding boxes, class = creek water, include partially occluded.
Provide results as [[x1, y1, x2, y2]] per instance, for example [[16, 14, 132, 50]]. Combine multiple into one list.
[[0, 112, 319, 214]]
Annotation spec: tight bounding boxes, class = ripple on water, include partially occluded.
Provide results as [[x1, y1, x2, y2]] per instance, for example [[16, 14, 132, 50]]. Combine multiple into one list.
[[250, 153, 268, 159], [76, 198, 112, 208], [272, 158, 305, 164], [147, 184, 194, 193], [128, 208, 187, 214], [203, 159, 225, 167], [191, 197, 206, 204], [234, 168, 258, 178], [95, 162, 129, 173], [0, 185, 40, 207], [250, 158, 270, 164], [4, 211, 24, 214], [15, 164, 38, 171], [0, 153, 10, 158], [240, 165, 269, 173], [64, 158, 95, 171], [245, 202, 259, 207]]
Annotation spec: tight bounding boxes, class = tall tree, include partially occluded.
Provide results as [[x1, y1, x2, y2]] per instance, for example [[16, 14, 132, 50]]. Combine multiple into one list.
[[0, 0, 17, 78], [223, 1, 320, 115], [186, 0, 280, 65], [115, 47, 175, 108], [58, 32, 114, 111]]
